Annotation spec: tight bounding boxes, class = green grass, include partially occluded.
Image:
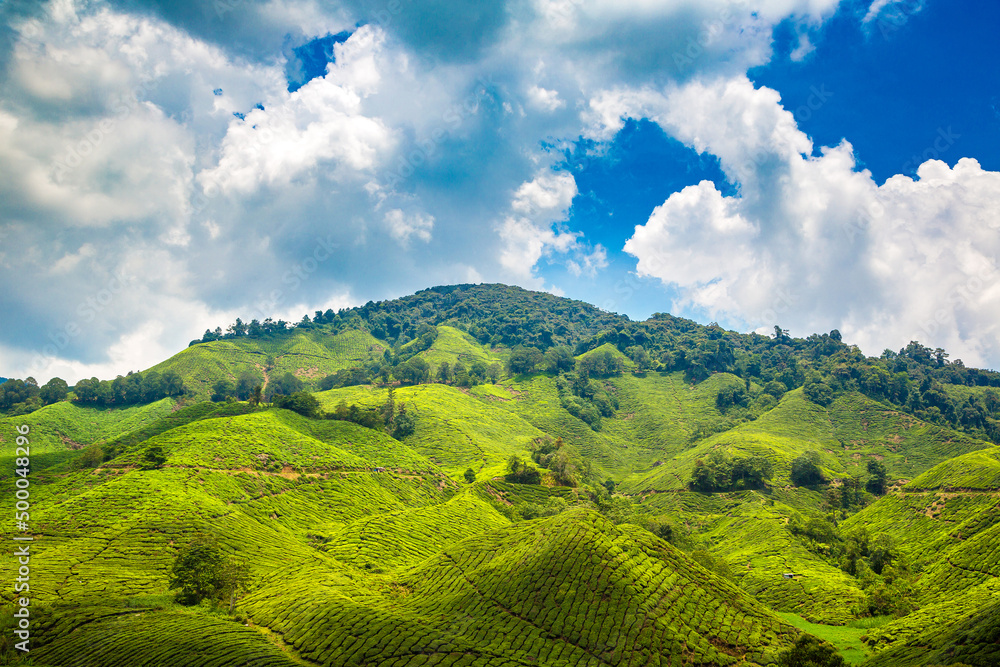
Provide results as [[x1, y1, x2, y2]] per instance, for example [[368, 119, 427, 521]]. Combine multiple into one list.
[[243, 508, 802, 667], [0, 398, 177, 455], [775, 612, 874, 665]]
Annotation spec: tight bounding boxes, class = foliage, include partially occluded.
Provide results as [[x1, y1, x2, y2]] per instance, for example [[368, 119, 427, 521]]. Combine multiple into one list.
[[791, 451, 825, 486], [271, 391, 321, 418], [866, 459, 888, 495], [13, 283, 1000, 667], [689, 449, 773, 492], [169, 534, 252, 609], [141, 444, 167, 469], [505, 455, 542, 484], [507, 345, 543, 375], [776, 634, 845, 667], [529, 436, 582, 486], [74, 370, 186, 407]]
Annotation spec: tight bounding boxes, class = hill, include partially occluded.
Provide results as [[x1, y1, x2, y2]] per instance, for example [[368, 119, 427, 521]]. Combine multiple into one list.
[[3, 283, 1000, 666]]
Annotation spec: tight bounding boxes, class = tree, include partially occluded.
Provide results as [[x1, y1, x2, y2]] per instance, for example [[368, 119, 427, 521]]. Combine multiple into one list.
[[866, 459, 888, 495], [272, 391, 320, 418], [162, 370, 186, 397], [39, 377, 69, 405], [505, 456, 541, 485], [487, 363, 502, 383], [545, 346, 575, 373], [804, 378, 834, 406], [437, 361, 452, 384], [626, 345, 651, 372], [776, 634, 844, 667], [791, 451, 825, 486], [391, 404, 416, 439], [381, 386, 396, 427], [464, 468, 476, 484], [690, 459, 717, 492], [716, 383, 749, 411], [270, 372, 303, 398], [507, 346, 543, 375], [249, 384, 263, 408], [731, 455, 773, 490], [397, 357, 430, 385], [141, 444, 167, 470], [211, 379, 234, 403], [77, 443, 104, 469], [235, 371, 260, 400], [169, 535, 252, 611]]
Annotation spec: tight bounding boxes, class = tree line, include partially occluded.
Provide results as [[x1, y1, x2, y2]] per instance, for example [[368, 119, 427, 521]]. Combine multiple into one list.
[[0, 377, 69, 416], [74, 370, 186, 406]]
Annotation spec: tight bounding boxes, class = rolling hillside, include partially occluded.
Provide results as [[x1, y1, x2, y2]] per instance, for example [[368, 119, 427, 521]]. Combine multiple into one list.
[[2, 283, 999, 666]]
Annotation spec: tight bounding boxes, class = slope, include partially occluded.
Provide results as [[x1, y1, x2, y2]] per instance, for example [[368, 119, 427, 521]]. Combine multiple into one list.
[[243, 509, 805, 667]]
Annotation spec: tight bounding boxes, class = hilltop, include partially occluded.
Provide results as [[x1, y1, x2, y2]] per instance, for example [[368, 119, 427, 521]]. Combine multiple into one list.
[[2, 283, 999, 666]]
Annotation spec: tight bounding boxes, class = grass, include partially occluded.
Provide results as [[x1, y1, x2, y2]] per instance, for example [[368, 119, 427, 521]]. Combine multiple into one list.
[[774, 612, 874, 665]]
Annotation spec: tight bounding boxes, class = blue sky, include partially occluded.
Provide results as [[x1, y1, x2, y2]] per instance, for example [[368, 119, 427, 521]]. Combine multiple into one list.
[[1, 0, 998, 381]]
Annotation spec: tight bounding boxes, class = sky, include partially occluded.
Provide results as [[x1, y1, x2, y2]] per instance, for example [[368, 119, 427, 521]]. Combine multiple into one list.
[[1, 0, 998, 383]]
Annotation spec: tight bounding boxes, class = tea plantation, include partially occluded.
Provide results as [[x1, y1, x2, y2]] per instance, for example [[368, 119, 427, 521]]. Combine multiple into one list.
[[2, 284, 999, 666]]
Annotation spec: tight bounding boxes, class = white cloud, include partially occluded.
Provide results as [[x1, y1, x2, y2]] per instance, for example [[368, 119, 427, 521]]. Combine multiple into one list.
[[527, 85, 565, 111], [498, 170, 580, 281], [384, 209, 434, 245], [511, 170, 578, 219], [497, 169, 610, 284], [566, 244, 609, 278], [863, 0, 925, 25], [3, 0, 995, 379], [199, 26, 393, 195], [618, 76, 1000, 368]]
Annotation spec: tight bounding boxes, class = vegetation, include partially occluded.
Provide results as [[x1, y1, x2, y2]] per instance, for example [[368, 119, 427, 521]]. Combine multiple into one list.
[[2, 283, 998, 666], [169, 534, 252, 610]]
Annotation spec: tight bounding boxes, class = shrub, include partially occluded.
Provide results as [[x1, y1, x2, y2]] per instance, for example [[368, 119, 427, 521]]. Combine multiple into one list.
[[141, 444, 167, 470], [776, 634, 844, 667], [272, 391, 321, 418], [505, 456, 542, 485]]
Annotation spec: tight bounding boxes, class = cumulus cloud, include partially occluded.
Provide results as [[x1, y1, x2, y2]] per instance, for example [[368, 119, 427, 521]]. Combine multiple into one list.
[[614, 76, 1000, 367], [496, 170, 609, 284], [2, 0, 994, 381], [199, 26, 393, 195]]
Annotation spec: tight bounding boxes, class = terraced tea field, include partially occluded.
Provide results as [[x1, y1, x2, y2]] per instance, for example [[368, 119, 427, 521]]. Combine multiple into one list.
[[4, 293, 999, 667]]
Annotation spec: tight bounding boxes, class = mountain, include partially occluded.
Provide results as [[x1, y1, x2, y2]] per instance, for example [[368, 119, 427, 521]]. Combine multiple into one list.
[[2, 283, 999, 666]]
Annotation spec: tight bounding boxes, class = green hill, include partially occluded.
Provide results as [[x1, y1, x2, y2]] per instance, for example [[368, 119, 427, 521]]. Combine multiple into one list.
[[4, 283, 1000, 666]]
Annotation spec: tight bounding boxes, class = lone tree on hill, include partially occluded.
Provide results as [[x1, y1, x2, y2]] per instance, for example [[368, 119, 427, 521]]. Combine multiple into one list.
[[791, 451, 825, 487], [777, 634, 844, 667], [169, 534, 252, 612], [866, 459, 889, 495]]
